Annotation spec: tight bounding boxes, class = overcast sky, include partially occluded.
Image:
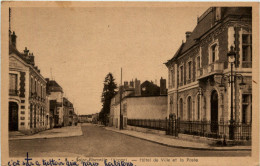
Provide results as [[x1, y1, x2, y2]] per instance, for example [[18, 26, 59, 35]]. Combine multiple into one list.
[[11, 6, 209, 115]]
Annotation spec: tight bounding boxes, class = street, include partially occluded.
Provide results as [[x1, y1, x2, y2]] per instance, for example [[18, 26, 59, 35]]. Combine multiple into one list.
[[9, 124, 251, 157]]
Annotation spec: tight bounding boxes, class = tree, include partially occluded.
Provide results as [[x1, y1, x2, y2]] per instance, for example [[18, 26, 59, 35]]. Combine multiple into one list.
[[99, 73, 117, 125]]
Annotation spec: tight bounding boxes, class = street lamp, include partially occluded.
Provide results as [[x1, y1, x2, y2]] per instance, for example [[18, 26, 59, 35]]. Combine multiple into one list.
[[219, 46, 246, 140]]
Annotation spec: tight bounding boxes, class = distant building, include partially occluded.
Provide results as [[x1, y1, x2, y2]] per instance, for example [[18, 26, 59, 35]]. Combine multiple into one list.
[[78, 114, 93, 123], [110, 78, 167, 129], [46, 79, 64, 127], [9, 31, 48, 133], [63, 97, 74, 126]]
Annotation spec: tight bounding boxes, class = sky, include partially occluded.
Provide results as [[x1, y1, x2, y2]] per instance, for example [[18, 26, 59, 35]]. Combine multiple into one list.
[[11, 6, 209, 115]]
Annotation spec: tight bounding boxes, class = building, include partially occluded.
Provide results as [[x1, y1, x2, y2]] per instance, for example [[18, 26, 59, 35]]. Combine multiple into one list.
[[165, 7, 252, 140], [63, 97, 74, 126], [46, 79, 64, 127], [110, 78, 167, 129], [78, 114, 93, 123], [9, 31, 48, 134]]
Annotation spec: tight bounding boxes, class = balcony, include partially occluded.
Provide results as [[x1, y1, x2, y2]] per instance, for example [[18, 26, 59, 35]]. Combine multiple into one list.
[[9, 89, 18, 96], [196, 68, 203, 78], [199, 62, 224, 79]]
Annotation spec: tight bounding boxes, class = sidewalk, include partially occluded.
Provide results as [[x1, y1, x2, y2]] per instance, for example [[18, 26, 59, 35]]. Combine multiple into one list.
[[104, 127, 251, 151], [9, 125, 83, 140]]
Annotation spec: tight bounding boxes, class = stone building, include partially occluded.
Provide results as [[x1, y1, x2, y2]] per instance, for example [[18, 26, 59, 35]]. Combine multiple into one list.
[[9, 31, 48, 133], [165, 7, 252, 140], [109, 78, 167, 129]]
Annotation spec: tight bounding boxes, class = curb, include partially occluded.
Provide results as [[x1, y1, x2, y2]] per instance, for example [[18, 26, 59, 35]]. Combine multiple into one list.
[[9, 126, 83, 141], [104, 127, 251, 151], [9, 133, 83, 141]]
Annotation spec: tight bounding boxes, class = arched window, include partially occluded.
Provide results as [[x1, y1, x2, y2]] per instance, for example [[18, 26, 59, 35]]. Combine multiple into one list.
[[179, 98, 183, 120], [187, 96, 192, 121]]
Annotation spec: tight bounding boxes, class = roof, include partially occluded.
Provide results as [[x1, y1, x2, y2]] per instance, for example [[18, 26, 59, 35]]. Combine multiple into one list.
[[47, 80, 63, 92], [165, 7, 252, 65]]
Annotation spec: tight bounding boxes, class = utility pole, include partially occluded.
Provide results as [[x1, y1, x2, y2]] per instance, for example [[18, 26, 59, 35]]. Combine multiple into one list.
[[119, 68, 123, 130]]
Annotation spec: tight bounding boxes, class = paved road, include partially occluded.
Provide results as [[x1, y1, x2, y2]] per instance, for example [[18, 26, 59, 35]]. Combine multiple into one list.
[[9, 124, 251, 157]]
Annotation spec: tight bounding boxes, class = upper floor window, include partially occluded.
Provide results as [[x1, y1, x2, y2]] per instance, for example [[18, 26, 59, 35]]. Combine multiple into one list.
[[242, 34, 252, 68], [9, 73, 18, 95], [196, 56, 200, 69], [209, 41, 219, 64], [171, 68, 174, 88], [35, 80, 37, 94], [31, 77, 34, 94], [179, 65, 184, 85], [188, 61, 192, 80], [211, 44, 217, 63]]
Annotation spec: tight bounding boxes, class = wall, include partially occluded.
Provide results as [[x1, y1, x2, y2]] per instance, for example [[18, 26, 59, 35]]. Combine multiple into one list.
[[126, 96, 167, 119]]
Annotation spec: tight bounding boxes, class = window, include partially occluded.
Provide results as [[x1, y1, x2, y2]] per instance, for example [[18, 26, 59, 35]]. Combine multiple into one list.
[[31, 77, 34, 94], [9, 74, 18, 95], [242, 34, 252, 67], [35, 80, 37, 94], [180, 66, 184, 85], [179, 98, 183, 120], [242, 94, 252, 123], [188, 61, 192, 80], [197, 56, 200, 69], [187, 96, 192, 121], [171, 69, 174, 88], [211, 44, 216, 63]]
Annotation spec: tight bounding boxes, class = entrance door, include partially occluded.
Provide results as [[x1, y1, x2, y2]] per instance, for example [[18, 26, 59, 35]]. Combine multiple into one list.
[[9, 102, 18, 131], [211, 90, 218, 133]]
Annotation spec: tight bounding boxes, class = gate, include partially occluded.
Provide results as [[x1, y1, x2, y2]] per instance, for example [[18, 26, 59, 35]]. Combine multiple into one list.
[[166, 114, 179, 137]]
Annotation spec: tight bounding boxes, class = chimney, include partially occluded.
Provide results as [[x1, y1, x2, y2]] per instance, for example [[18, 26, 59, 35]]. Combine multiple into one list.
[[124, 81, 129, 89], [130, 80, 134, 88], [28, 53, 35, 66], [134, 78, 141, 96], [24, 47, 29, 56], [185, 31, 192, 41], [11, 31, 17, 47], [160, 77, 167, 95]]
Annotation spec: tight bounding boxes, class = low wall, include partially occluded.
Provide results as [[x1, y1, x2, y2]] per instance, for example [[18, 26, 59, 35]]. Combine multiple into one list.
[[127, 125, 166, 135]]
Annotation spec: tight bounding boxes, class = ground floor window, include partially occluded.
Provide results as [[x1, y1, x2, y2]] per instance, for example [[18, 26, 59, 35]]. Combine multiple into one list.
[[242, 94, 252, 123]]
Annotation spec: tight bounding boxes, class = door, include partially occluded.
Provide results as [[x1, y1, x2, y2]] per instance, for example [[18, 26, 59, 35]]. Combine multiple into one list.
[[9, 102, 18, 131], [211, 90, 218, 133]]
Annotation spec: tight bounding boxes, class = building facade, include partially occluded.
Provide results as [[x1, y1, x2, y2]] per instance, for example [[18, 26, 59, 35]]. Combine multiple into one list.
[[165, 7, 252, 140], [110, 78, 167, 129], [9, 31, 48, 133], [63, 97, 74, 126]]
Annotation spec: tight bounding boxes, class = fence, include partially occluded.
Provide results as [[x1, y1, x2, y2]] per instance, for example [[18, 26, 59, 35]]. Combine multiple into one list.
[[127, 119, 251, 141], [178, 120, 251, 141]]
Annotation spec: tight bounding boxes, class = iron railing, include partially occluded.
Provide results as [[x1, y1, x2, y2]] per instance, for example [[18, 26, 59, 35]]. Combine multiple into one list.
[[127, 119, 251, 141], [178, 120, 251, 141]]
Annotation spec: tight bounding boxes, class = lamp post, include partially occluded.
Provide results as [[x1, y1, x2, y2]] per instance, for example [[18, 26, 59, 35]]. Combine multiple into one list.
[[219, 46, 246, 140]]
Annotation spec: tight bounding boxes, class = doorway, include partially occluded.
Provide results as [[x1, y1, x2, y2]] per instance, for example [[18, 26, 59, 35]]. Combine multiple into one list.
[[211, 90, 218, 133], [9, 102, 19, 131]]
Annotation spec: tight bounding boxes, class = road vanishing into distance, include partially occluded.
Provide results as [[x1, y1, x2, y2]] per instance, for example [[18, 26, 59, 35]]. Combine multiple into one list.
[[9, 124, 251, 157]]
